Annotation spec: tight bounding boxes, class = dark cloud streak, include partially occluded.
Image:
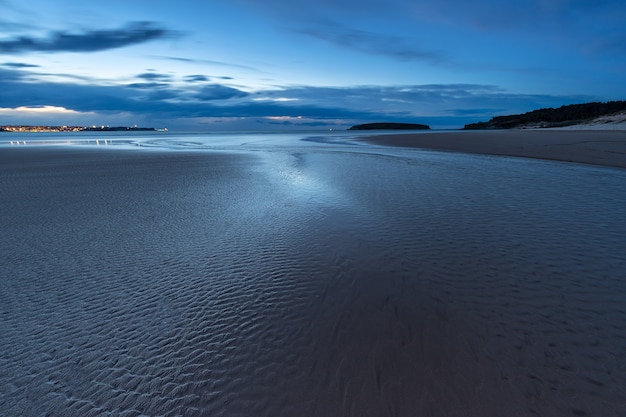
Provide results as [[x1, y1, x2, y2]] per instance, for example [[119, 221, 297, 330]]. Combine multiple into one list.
[[136, 72, 172, 81], [2, 61, 39, 68], [0, 22, 176, 54], [194, 85, 249, 101], [294, 23, 446, 63], [185, 75, 210, 82], [127, 82, 170, 89], [154, 55, 263, 72]]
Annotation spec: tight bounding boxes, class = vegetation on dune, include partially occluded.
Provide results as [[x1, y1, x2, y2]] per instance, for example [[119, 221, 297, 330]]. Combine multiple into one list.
[[463, 101, 626, 130]]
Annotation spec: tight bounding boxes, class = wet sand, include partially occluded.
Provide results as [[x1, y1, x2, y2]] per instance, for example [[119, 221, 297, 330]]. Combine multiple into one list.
[[363, 129, 626, 168], [1, 145, 625, 416]]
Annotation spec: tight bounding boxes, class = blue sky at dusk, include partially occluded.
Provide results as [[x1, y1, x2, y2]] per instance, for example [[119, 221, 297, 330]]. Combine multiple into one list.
[[1, 0, 625, 130]]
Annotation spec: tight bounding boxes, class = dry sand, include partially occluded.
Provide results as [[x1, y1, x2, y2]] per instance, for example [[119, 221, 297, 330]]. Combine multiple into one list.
[[362, 129, 626, 168], [1, 145, 625, 416]]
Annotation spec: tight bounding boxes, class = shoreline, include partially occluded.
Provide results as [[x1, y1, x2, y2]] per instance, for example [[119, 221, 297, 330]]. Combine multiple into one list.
[[361, 129, 626, 169]]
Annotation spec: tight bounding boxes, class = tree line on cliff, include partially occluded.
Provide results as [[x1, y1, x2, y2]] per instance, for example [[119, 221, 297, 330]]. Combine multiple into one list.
[[463, 101, 626, 129]]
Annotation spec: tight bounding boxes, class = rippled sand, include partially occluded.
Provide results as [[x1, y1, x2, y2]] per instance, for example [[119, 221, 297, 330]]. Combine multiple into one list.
[[1, 145, 625, 416]]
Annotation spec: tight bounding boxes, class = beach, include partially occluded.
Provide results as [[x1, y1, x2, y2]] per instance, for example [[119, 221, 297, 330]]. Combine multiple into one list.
[[1, 131, 626, 416], [363, 128, 626, 168]]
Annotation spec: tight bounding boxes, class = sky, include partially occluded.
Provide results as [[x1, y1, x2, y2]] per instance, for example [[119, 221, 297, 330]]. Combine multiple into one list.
[[1, 0, 625, 130]]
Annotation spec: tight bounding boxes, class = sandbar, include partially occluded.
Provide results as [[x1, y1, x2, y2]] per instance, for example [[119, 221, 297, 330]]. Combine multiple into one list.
[[362, 129, 626, 168]]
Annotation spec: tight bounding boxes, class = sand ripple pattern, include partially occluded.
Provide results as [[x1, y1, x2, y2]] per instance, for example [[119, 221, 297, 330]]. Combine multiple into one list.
[[1, 148, 625, 416]]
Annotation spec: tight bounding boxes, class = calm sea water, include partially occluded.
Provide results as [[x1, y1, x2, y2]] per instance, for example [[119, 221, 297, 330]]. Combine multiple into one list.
[[1, 130, 625, 416], [0, 129, 367, 149]]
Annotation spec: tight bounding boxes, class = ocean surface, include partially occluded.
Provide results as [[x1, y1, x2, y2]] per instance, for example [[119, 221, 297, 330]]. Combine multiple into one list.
[[1, 130, 625, 416]]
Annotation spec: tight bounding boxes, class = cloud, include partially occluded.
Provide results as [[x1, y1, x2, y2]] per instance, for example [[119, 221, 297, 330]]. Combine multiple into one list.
[[0, 66, 595, 129], [0, 105, 92, 115], [155, 55, 262, 72], [261, 84, 507, 108], [0, 22, 175, 54], [0, 67, 366, 122], [238, 0, 624, 34], [194, 85, 249, 101], [242, 84, 594, 126], [146, 90, 181, 101], [294, 23, 446, 63], [2, 61, 39, 68], [125, 73, 173, 90], [0, 66, 22, 81], [230, 0, 446, 63], [185, 75, 210, 82], [126, 82, 170, 89], [233, 0, 626, 65], [136, 72, 172, 81], [0, 19, 32, 32]]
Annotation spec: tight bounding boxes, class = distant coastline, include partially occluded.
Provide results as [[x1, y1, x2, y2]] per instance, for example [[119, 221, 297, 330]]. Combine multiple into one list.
[[0, 125, 166, 133]]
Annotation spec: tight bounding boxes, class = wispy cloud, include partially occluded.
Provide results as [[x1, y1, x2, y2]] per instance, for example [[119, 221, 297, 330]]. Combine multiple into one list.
[[233, 0, 626, 65], [154, 55, 262, 72], [2, 61, 39, 68], [294, 23, 447, 63], [0, 19, 34, 32], [0, 22, 176, 54]]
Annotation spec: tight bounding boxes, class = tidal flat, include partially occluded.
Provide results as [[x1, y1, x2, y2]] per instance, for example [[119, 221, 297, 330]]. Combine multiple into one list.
[[1, 131, 625, 416]]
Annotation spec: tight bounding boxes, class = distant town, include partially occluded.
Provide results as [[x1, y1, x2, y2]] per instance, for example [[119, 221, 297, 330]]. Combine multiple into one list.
[[0, 125, 166, 133]]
